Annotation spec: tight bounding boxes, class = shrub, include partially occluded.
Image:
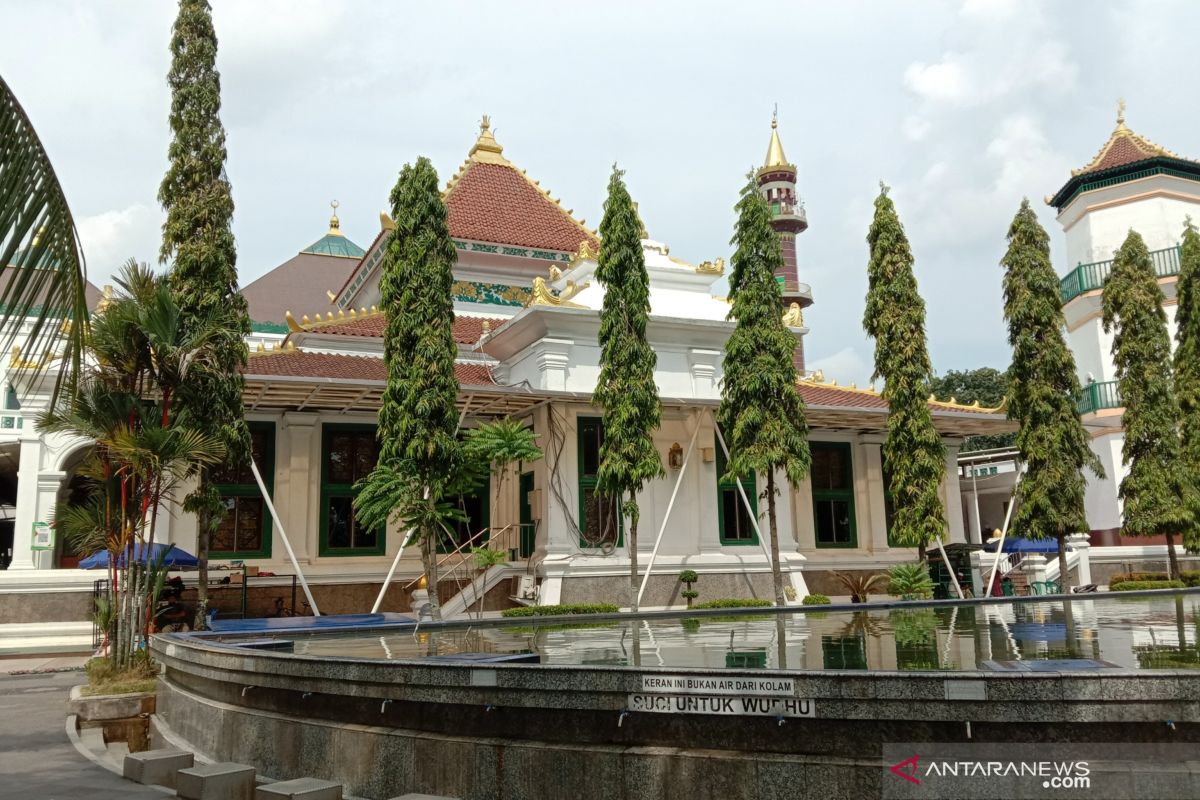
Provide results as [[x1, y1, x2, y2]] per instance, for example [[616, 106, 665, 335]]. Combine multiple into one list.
[[678, 570, 699, 585], [1180, 571, 1200, 588], [888, 562, 935, 600], [681, 589, 699, 600], [802, 594, 831, 605], [500, 603, 619, 618], [1108, 571, 1168, 584], [690, 598, 773, 609], [833, 571, 887, 603], [1109, 580, 1186, 592]]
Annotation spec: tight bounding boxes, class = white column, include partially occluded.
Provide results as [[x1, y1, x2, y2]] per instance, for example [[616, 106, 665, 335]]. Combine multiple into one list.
[[1067, 532, 1092, 586], [535, 339, 574, 392], [10, 432, 44, 570], [860, 435, 889, 552], [34, 471, 67, 569], [282, 412, 318, 562], [942, 441, 967, 544], [686, 349, 722, 399], [1023, 554, 1048, 585]]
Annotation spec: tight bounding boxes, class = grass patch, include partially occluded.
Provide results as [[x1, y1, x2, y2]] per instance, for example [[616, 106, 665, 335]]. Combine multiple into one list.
[[500, 603, 619, 618], [82, 656, 157, 696]]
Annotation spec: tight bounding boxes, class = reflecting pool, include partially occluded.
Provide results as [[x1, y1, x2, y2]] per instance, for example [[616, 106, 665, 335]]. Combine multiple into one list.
[[267, 593, 1200, 672]]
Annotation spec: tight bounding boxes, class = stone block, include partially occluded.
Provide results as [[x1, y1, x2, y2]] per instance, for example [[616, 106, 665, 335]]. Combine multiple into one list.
[[257, 778, 344, 800], [177, 762, 256, 800], [122, 748, 194, 789]]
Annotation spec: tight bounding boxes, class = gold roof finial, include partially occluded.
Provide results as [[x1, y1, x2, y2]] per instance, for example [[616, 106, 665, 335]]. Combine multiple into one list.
[[469, 114, 507, 164], [763, 107, 791, 169], [328, 200, 343, 236], [1116, 97, 1127, 129]]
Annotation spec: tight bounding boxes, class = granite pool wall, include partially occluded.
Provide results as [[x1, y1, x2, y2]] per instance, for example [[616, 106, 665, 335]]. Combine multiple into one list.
[[150, 630, 1200, 800]]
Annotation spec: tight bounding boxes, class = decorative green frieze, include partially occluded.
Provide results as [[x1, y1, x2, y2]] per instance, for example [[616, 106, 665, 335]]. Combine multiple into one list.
[[452, 280, 530, 307], [251, 320, 289, 334]]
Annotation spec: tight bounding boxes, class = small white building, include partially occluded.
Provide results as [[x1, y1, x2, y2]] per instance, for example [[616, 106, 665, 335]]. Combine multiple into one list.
[[1047, 101, 1200, 545]]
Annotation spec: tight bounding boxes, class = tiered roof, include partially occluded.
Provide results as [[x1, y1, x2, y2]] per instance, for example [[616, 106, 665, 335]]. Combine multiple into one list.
[[283, 306, 505, 344], [443, 117, 599, 252], [1047, 100, 1200, 210]]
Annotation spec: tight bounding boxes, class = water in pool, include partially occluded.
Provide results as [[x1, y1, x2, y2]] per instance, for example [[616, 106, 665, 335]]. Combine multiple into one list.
[[281, 593, 1200, 672]]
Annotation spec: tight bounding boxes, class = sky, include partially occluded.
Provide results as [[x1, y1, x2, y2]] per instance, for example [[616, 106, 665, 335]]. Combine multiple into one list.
[[3, 0, 1198, 386]]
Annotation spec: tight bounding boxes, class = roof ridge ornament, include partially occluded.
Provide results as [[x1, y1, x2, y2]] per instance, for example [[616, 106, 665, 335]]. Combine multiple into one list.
[[468, 114, 509, 164], [327, 200, 343, 236]]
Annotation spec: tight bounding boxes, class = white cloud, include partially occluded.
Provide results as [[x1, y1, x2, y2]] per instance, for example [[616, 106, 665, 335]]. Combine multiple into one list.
[[76, 203, 163, 285], [807, 346, 874, 389], [904, 58, 971, 105]]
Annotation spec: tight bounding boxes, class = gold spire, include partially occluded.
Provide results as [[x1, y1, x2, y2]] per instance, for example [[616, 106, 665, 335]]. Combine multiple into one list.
[[1116, 97, 1126, 128], [468, 114, 508, 165], [327, 200, 343, 237], [763, 108, 790, 169]]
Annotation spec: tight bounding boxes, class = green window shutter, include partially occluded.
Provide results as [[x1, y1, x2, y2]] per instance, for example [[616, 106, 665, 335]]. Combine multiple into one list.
[[576, 416, 622, 548], [318, 423, 385, 556], [210, 421, 275, 559], [811, 442, 857, 548], [715, 435, 758, 545]]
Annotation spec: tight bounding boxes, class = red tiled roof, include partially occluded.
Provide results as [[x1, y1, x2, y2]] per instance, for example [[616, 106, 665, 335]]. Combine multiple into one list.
[[798, 381, 1004, 417], [1084, 133, 1160, 173], [301, 314, 506, 344], [243, 351, 497, 386], [446, 161, 597, 253]]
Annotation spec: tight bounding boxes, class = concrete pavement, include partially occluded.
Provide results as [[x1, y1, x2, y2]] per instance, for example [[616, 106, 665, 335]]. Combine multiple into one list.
[[0, 671, 166, 799]]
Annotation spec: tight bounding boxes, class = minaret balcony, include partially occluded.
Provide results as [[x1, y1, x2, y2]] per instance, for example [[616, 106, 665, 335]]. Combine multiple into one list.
[[1059, 244, 1180, 304], [770, 201, 808, 232]]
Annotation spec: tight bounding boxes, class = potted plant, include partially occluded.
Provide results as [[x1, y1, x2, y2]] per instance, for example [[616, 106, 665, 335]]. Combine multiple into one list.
[[679, 569, 699, 608]]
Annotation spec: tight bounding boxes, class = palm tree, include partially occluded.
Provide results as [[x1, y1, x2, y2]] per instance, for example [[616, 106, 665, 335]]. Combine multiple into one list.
[[1, 74, 90, 402], [43, 262, 225, 668]]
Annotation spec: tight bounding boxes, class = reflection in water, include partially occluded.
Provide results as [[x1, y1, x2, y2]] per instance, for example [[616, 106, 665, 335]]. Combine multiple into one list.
[[287, 593, 1200, 673]]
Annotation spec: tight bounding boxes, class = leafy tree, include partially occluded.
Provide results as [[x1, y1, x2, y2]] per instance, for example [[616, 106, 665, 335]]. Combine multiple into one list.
[[43, 262, 225, 668], [863, 185, 945, 559], [718, 171, 811, 608], [594, 166, 663, 613], [357, 157, 462, 620], [1102, 230, 1189, 578], [158, 0, 250, 626], [929, 368, 1015, 451], [1174, 220, 1200, 553], [1000, 199, 1102, 588]]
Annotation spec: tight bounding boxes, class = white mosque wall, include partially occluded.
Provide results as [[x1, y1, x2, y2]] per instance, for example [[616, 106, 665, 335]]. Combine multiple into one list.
[[1059, 175, 1200, 266]]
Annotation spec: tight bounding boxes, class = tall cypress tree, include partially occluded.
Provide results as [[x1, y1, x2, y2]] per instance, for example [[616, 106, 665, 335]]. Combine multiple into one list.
[[1001, 200, 1103, 588], [864, 185, 945, 560], [1102, 230, 1189, 578], [361, 157, 462, 619], [1173, 220, 1200, 553], [718, 171, 811, 608], [159, 0, 249, 623], [594, 166, 663, 613]]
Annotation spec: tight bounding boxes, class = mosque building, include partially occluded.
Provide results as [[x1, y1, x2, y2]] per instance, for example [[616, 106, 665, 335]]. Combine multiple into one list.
[[0, 116, 1010, 636]]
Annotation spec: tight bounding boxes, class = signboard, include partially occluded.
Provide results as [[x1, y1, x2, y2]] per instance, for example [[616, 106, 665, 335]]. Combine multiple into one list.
[[641, 675, 795, 696], [632, 674, 813, 718], [628, 693, 813, 718], [31, 521, 55, 551]]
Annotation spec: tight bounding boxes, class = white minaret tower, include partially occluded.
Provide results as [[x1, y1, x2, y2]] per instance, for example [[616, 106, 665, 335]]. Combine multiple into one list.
[[1048, 99, 1200, 542]]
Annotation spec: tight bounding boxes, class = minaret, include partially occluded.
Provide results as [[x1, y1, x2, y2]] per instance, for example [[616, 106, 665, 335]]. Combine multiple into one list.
[[757, 112, 811, 370], [757, 112, 810, 308]]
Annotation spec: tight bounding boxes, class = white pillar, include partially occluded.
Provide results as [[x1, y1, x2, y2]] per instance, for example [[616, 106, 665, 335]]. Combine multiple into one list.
[[10, 433, 43, 570], [282, 412, 318, 562], [860, 436, 889, 552], [1067, 532, 1092, 586], [942, 441, 967, 544], [1023, 554, 1048, 586], [686, 349, 721, 399], [535, 339, 574, 392]]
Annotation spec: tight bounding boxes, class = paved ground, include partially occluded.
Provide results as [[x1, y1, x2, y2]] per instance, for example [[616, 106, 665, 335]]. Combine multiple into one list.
[[0, 654, 89, 675], [0, 671, 166, 799]]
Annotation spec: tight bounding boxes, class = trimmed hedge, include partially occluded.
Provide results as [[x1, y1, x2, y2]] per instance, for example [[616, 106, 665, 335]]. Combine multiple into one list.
[[1109, 580, 1186, 592], [691, 598, 774, 609], [1109, 571, 1200, 588], [500, 603, 619, 618], [802, 594, 831, 605]]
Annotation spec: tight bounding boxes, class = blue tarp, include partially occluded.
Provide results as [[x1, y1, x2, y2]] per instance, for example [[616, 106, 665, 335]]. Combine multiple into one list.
[[982, 537, 1061, 554], [78, 543, 199, 569]]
